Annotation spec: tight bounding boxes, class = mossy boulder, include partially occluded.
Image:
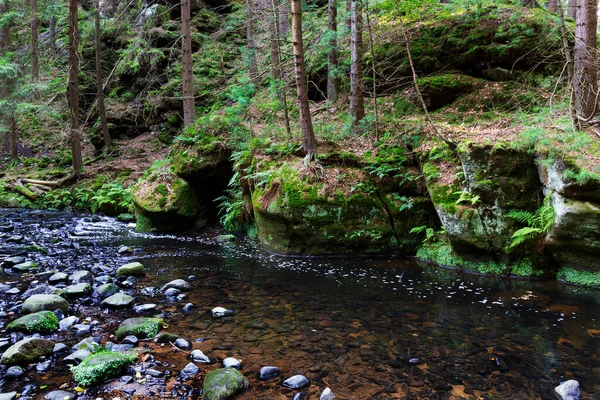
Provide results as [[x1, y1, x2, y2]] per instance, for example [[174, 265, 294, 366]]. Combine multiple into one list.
[[63, 283, 92, 299], [1, 337, 55, 365], [538, 158, 600, 202], [71, 351, 136, 387], [170, 141, 230, 179], [132, 165, 198, 232], [115, 317, 162, 340], [202, 368, 249, 400], [116, 262, 145, 277], [22, 294, 69, 315], [7, 310, 58, 334], [416, 74, 476, 110]]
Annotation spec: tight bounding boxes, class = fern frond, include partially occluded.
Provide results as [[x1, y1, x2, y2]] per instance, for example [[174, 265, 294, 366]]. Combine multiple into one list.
[[506, 210, 535, 224], [509, 227, 542, 248]]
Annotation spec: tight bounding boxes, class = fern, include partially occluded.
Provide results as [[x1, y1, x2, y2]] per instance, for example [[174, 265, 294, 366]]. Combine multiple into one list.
[[506, 194, 555, 249]]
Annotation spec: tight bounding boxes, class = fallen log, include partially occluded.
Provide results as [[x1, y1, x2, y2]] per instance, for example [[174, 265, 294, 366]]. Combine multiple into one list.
[[27, 185, 46, 195], [22, 179, 59, 186], [6, 181, 38, 201]]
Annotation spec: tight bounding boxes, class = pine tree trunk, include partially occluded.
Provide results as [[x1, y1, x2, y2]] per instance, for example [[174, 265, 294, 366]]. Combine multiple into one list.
[[547, 0, 558, 13], [350, 0, 364, 125], [279, 0, 289, 36], [574, 0, 598, 120], [246, 0, 258, 82], [291, 0, 317, 159], [31, 0, 39, 81], [50, 0, 56, 54], [1, 1, 11, 52], [68, 0, 82, 173], [181, 0, 196, 127], [9, 115, 17, 160], [327, 0, 338, 103], [270, 0, 282, 79], [345, 0, 351, 31], [568, 0, 577, 18], [96, 0, 110, 148]]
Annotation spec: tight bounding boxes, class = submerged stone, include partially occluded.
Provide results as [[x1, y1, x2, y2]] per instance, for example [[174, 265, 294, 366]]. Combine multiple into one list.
[[71, 351, 135, 387], [202, 368, 249, 400], [1, 337, 55, 365], [222, 357, 241, 369], [115, 317, 162, 340], [161, 279, 191, 292], [7, 310, 58, 334], [212, 307, 233, 318], [22, 294, 69, 315]]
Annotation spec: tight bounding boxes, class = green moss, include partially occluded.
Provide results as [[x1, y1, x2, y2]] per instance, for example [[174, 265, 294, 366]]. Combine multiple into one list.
[[71, 351, 137, 387], [7, 311, 58, 334], [115, 317, 162, 340], [557, 267, 600, 287]]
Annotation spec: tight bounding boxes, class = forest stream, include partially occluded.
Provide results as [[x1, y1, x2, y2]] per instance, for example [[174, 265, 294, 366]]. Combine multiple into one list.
[[0, 208, 599, 400]]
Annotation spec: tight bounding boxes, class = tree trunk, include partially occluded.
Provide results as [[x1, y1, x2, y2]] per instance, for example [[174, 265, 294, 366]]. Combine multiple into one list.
[[269, 0, 282, 79], [279, 0, 289, 37], [547, 0, 558, 13], [345, 0, 351, 31], [181, 0, 196, 127], [31, 0, 39, 81], [1, 1, 11, 52], [68, 0, 83, 173], [568, 0, 577, 18], [291, 0, 317, 159], [327, 0, 338, 103], [96, 0, 110, 148], [246, 0, 258, 82], [350, 0, 364, 125], [9, 115, 17, 160], [574, 0, 598, 120], [49, 0, 56, 55]]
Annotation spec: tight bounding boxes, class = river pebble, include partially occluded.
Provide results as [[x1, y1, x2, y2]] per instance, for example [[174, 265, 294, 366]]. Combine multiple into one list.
[[283, 375, 310, 389], [259, 366, 280, 380], [191, 349, 211, 363]]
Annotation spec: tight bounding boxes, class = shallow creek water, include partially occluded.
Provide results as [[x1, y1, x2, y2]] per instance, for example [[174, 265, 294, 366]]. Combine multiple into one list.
[[0, 209, 599, 400]]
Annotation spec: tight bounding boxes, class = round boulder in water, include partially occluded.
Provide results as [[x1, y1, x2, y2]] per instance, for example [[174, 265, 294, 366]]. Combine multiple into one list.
[[101, 293, 134, 309], [22, 294, 69, 315], [115, 317, 162, 340], [69, 270, 93, 284], [202, 368, 249, 400], [161, 279, 191, 292], [191, 349, 211, 363], [96, 283, 119, 298], [283, 374, 310, 389], [7, 311, 58, 334], [116, 262, 145, 277], [1, 337, 55, 365]]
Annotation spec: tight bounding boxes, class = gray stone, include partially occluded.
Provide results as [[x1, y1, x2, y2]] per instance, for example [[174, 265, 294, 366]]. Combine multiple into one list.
[[72, 337, 101, 353], [133, 303, 157, 313], [59, 316, 79, 330], [69, 270, 93, 284], [63, 283, 92, 299], [146, 368, 162, 377], [96, 283, 119, 298], [48, 272, 69, 284], [5, 366, 23, 379], [36, 359, 52, 373], [63, 350, 91, 365], [4, 288, 19, 295], [320, 387, 335, 400], [202, 368, 249, 400], [122, 336, 139, 345], [4, 256, 25, 265], [283, 374, 310, 389], [0, 392, 17, 400], [161, 279, 191, 292], [13, 262, 39, 272], [155, 333, 179, 343], [22, 294, 69, 315], [44, 390, 78, 400], [554, 380, 580, 400], [73, 324, 92, 334], [0, 337, 55, 365], [174, 338, 191, 350], [116, 262, 145, 277], [180, 362, 199, 378], [191, 349, 211, 363], [163, 288, 180, 297], [117, 245, 133, 254], [259, 366, 279, 380], [222, 357, 241, 369], [212, 307, 233, 318], [101, 293, 134, 308], [53, 343, 68, 353]]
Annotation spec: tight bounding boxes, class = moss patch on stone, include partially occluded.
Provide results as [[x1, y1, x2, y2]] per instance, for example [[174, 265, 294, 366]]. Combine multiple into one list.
[[71, 351, 137, 387], [202, 368, 249, 400], [7, 310, 58, 334], [557, 267, 600, 287], [115, 317, 162, 340]]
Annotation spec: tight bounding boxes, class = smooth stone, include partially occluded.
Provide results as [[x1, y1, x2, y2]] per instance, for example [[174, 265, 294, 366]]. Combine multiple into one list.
[[140, 287, 157, 297], [48, 272, 69, 284], [554, 380, 580, 400], [191, 349, 211, 363], [5, 366, 24, 379], [259, 366, 280, 380], [59, 316, 79, 330], [183, 303, 194, 312], [4, 256, 25, 265], [73, 324, 91, 334], [94, 275, 111, 284], [44, 390, 78, 400], [180, 362, 199, 378], [1, 337, 55, 365], [69, 270, 93, 284], [53, 343, 68, 353], [0, 392, 17, 400], [63, 349, 91, 365], [72, 337, 101, 352], [13, 262, 39, 272], [102, 293, 134, 308], [36, 359, 52, 373], [115, 317, 162, 340], [96, 283, 119, 298], [202, 368, 249, 400], [63, 283, 92, 299], [293, 394, 308, 400], [222, 357, 241, 369], [163, 288, 180, 297], [161, 279, 191, 292], [146, 368, 162, 377], [155, 333, 179, 343], [122, 336, 139, 345], [22, 294, 69, 315], [104, 343, 134, 352], [212, 307, 233, 318], [71, 351, 135, 387], [120, 375, 133, 384], [133, 303, 157, 313], [116, 262, 145, 277], [7, 311, 58, 334], [117, 245, 133, 254], [175, 338, 191, 350], [4, 288, 20, 295], [283, 374, 310, 389], [320, 387, 335, 400]]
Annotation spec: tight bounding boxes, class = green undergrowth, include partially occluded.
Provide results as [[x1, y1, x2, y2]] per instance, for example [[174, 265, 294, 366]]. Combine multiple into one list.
[[557, 267, 600, 287]]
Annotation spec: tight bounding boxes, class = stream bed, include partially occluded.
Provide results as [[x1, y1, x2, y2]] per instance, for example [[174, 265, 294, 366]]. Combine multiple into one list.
[[0, 208, 599, 400]]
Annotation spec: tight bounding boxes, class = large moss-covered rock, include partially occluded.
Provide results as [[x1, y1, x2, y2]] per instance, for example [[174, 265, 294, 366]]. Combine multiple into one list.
[[115, 317, 162, 340], [71, 351, 136, 387], [538, 158, 600, 201], [7, 310, 58, 333], [417, 74, 476, 110], [132, 163, 198, 232], [1, 337, 55, 365], [116, 262, 145, 277], [202, 368, 249, 400], [22, 294, 69, 315]]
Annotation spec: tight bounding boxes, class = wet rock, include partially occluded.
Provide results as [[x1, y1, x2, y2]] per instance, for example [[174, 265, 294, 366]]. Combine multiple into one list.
[[22, 294, 69, 315], [22, 283, 51, 297], [119, 276, 137, 289], [202, 368, 249, 400], [69, 270, 93, 284], [140, 287, 157, 297], [155, 333, 179, 343], [94, 275, 111, 284], [212, 307, 233, 318], [53, 343, 68, 353], [48, 272, 69, 284], [71, 351, 135, 387], [13, 262, 40, 272], [5, 366, 24, 379], [7, 310, 59, 334], [321, 387, 335, 400], [44, 390, 78, 400], [73, 324, 91, 334], [0, 392, 17, 400], [63, 349, 91, 365], [104, 343, 134, 352], [259, 366, 280, 380], [72, 337, 101, 352], [161, 279, 191, 292], [180, 362, 200, 379], [554, 380, 580, 400], [116, 213, 135, 223], [5, 288, 19, 295], [102, 293, 134, 309], [96, 283, 119, 298], [293, 393, 307, 400], [183, 303, 194, 313], [191, 350, 211, 363], [117, 245, 133, 254], [36, 359, 52, 373], [134, 303, 157, 313], [120, 375, 133, 384], [63, 283, 92, 299], [115, 317, 162, 340], [175, 338, 191, 350], [223, 357, 241, 369], [3, 256, 24, 265], [146, 368, 163, 377], [122, 336, 139, 346], [164, 288, 181, 297], [0, 337, 55, 365], [116, 262, 145, 277], [283, 375, 310, 389]]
